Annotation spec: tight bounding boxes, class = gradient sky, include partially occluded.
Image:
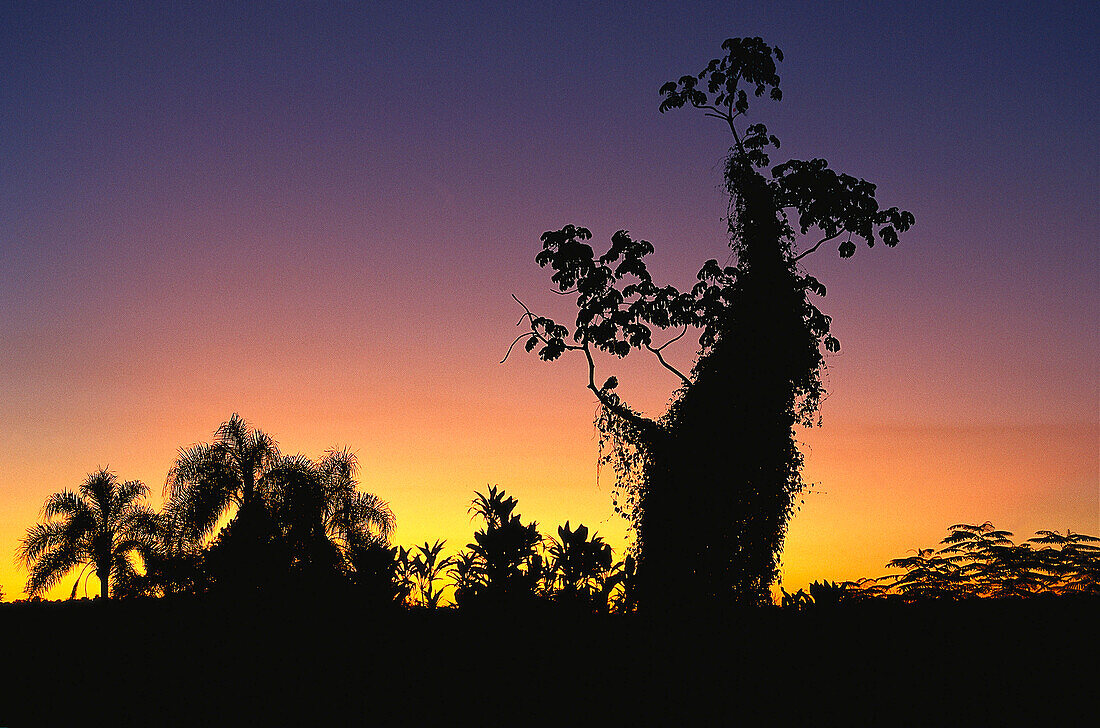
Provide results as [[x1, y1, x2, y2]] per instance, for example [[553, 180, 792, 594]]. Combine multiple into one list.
[[1, 1, 1096, 600]]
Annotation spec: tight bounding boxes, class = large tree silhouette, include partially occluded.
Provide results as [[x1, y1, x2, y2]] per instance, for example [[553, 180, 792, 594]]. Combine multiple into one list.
[[262, 448, 395, 580], [17, 468, 160, 599], [164, 413, 280, 546], [162, 415, 394, 593], [510, 38, 912, 607]]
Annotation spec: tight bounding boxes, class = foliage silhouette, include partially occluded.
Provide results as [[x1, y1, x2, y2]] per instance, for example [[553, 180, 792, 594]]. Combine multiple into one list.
[[824, 522, 1100, 604], [455, 486, 543, 607], [409, 540, 454, 608], [155, 415, 395, 595], [547, 521, 616, 612], [510, 37, 912, 608], [264, 449, 395, 581], [780, 580, 862, 609], [1028, 529, 1100, 594], [346, 541, 411, 606], [17, 468, 160, 599], [164, 412, 280, 547]]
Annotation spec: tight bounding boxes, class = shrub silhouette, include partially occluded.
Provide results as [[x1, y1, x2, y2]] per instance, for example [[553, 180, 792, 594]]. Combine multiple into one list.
[[547, 522, 614, 612], [458, 486, 542, 606], [409, 539, 454, 608]]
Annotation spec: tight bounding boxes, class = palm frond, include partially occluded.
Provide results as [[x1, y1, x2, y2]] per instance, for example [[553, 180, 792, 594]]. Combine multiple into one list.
[[25, 543, 85, 596], [112, 479, 149, 511], [42, 490, 91, 521], [16, 522, 67, 566]]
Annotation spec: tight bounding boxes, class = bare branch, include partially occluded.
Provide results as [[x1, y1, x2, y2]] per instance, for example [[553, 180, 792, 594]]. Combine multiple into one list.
[[580, 344, 656, 436], [645, 344, 691, 387], [511, 293, 537, 323], [652, 325, 689, 353], [644, 325, 692, 386], [500, 333, 537, 364], [508, 295, 656, 436], [791, 230, 845, 263]]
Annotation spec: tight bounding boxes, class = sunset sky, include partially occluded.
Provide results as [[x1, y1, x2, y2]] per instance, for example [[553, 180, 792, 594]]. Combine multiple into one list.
[[1, 1, 1096, 600]]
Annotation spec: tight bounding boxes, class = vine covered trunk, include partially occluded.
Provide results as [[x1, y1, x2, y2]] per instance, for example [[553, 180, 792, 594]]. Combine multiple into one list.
[[634, 159, 822, 608]]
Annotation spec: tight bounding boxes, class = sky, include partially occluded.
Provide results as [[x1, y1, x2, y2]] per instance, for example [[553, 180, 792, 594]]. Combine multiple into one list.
[[1, 0, 1096, 600]]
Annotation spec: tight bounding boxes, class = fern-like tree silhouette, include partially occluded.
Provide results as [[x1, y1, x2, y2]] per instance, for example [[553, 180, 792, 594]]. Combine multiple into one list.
[[17, 468, 160, 599], [1028, 530, 1100, 594], [885, 548, 966, 601], [938, 522, 1017, 596]]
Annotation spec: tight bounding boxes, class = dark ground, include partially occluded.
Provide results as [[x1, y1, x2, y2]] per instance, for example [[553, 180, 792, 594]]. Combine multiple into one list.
[[2, 596, 1095, 726]]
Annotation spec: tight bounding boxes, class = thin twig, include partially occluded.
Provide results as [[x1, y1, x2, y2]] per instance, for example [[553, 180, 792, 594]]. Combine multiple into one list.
[[500, 333, 536, 364]]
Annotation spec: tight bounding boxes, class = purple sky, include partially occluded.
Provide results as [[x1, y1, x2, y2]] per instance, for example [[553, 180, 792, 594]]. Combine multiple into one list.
[[1, 1, 1096, 595]]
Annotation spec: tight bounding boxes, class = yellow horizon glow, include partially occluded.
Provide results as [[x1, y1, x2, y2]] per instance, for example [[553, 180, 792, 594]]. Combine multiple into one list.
[[3, 411, 1095, 602]]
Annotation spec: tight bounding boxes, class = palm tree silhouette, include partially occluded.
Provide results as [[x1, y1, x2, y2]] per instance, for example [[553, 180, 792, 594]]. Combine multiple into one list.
[[264, 448, 395, 576], [313, 448, 395, 551], [17, 468, 159, 599], [164, 413, 280, 546]]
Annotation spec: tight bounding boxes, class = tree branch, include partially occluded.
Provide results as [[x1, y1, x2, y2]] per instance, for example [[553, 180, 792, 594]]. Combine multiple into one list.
[[791, 230, 845, 263], [506, 295, 659, 437], [645, 326, 691, 386], [500, 333, 537, 364], [580, 344, 653, 434], [652, 324, 689, 353]]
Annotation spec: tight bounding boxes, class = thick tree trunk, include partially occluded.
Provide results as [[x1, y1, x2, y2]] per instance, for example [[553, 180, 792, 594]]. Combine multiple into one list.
[[633, 160, 819, 609], [98, 567, 109, 600]]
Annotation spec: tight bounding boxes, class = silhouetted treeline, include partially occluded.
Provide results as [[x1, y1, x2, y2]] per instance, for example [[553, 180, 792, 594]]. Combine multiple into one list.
[[12, 415, 639, 612], [11, 416, 1097, 613]]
